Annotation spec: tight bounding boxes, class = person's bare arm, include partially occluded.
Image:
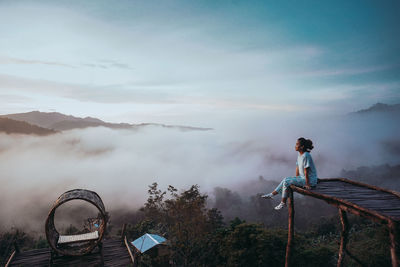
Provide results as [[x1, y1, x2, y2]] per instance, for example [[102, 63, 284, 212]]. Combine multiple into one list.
[[296, 166, 299, 176], [304, 167, 311, 189]]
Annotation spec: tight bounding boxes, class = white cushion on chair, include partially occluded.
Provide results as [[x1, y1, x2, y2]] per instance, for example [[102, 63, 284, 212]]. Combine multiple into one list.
[[58, 231, 99, 244]]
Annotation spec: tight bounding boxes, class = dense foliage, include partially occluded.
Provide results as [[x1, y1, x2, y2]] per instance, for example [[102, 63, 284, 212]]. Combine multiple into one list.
[[0, 183, 394, 266], [121, 183, 392, 267]]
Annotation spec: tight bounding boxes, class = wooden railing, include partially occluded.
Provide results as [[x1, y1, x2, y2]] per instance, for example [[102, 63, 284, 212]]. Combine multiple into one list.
[[285, 178, 400, 267]]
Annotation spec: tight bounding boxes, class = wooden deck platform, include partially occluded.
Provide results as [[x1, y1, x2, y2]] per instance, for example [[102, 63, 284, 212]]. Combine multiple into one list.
[[292, 178, 400, 223], [285, 178, 400, 267], [8, 238, 133, 267]]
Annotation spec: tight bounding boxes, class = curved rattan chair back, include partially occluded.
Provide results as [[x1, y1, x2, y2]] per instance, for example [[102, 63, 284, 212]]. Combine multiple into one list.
[[45, 189, 107, 256]]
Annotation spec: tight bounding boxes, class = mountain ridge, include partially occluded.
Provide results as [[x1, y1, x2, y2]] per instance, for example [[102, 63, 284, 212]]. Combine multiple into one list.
[[0, 117, 57, 135], [353, 103, 400, 114], [0, 111, 213, 133]]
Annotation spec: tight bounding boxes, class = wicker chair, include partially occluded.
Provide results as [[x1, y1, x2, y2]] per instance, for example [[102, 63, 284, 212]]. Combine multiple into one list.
[[45, 189, 107, 260]]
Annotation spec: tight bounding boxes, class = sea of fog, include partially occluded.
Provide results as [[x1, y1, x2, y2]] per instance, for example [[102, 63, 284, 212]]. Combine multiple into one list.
[[1, 112, 399, 233]]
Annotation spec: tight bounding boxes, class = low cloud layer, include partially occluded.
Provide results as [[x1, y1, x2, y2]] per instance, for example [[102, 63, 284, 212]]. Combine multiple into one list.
[[0, 112, 399, 234]]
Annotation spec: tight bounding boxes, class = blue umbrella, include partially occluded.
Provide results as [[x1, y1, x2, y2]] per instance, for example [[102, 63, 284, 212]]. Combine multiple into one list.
[[131, 233, 166, 253]]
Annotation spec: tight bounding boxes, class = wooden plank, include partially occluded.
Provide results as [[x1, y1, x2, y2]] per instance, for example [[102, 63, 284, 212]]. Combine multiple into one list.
[[290, 185, 391, 223], [311, 181, 400, 220], [337, 208, 349, 267], [315, 189, 396, 198], [285, 189, 294, 267], [321, 178, 400, 198], [9, 239, 132, 267]]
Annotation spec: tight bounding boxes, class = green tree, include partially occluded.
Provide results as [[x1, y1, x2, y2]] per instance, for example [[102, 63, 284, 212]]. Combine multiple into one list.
[[138, 183, 225, 266]]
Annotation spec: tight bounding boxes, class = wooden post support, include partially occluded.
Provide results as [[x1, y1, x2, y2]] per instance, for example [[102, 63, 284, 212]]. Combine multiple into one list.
[[337, 208, 349, 267], [121, 223, 127, 241], [388, 220, 399, 267], [4, 251, 16, 267], [285, 189, 294, 267], [124, 236, 136, 266]]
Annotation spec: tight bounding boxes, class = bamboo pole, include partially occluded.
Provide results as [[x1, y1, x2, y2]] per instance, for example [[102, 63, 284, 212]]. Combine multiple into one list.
[[124, 236, 136, 265], [4, 250, 16, 267], [388, 220, 399, 267], [337, 208, 349, 267], [4, 234, 19, 267], [285, 189, 294, 267]]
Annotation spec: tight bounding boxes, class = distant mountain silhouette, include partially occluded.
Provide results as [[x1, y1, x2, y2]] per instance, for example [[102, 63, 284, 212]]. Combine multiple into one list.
[[0, 111, 122, 131], [353, 103, 400, 114], [0, 117, 57, 135], [48, 120, 133, 131], [134, 123, 213, 132], [0, 111, 213, 132]]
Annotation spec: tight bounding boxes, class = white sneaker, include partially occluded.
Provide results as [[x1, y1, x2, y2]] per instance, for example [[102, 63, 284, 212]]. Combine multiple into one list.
[[261, 193, 274, 199], [274, 202, 287, 210]]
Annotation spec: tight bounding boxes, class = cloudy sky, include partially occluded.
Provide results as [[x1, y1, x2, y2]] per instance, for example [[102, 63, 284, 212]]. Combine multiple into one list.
[[1, 0, 400, 231], [0, 0, 399, 125]]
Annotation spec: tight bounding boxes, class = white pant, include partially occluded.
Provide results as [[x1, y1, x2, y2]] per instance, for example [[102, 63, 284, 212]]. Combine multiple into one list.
[[274, 176, 306, 198]]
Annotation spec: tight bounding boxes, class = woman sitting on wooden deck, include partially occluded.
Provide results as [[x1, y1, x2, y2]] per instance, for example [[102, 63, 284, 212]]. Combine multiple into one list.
[[261, 137, 318, 210]]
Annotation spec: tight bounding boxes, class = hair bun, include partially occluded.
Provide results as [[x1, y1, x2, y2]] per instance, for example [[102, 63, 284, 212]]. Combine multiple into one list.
[[298, 137, 314, 152], [306, 139, 314, 151]]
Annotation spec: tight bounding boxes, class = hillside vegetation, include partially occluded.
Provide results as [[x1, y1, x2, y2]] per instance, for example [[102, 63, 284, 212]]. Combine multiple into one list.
[[0, 183, 393, 267]]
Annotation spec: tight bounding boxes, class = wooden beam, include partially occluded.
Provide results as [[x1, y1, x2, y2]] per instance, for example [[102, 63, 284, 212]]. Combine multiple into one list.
[[5, 250, 16, 267], [124, 236, 136, 265], [285, 189, 294, 267], [388, 220, 400, 267], [337, 208, 349, 267]]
